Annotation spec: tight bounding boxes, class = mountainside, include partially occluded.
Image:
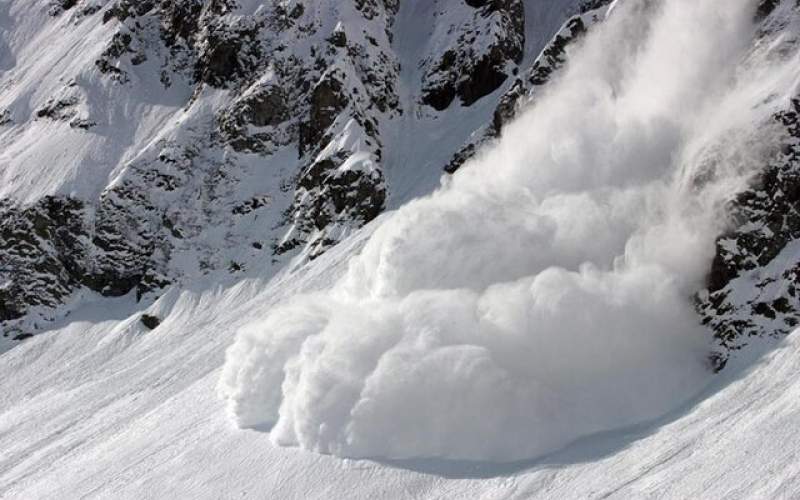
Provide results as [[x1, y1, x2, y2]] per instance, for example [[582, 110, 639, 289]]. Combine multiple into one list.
[[3, 236, 800, 499], [4, 0, 800, 497], [214, 0, 800, 462], [0, 0, 605, 341]]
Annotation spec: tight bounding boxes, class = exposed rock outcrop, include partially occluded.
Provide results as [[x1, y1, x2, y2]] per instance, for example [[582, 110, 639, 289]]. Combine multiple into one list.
[[698, 97, 800, 369], [446, 1, 612, 173], [420, 0, 525, 111]]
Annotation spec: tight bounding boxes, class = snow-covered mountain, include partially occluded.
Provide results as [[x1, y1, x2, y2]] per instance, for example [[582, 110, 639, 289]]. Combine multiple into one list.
[[0, 0, 606, 341], [4, 0, 800, 497]]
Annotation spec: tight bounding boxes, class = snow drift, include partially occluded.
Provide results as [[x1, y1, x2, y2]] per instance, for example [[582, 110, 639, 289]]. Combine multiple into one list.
[[219, 0, 795, 461]]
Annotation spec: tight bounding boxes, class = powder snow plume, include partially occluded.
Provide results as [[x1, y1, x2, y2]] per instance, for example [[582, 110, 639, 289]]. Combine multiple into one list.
[[219, 0, 798, 461]]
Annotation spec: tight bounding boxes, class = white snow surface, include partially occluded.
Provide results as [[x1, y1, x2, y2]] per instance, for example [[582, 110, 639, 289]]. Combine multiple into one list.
[[219, 0, 800, 462], [3, 226, 800, 499]]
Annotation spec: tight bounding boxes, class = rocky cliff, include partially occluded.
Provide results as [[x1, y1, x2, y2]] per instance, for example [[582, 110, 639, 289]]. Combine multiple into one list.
[[0, 0, 596, 339]]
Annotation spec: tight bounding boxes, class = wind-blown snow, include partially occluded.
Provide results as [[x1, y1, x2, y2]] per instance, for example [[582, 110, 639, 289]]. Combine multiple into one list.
[[219, 0, 797, 461]]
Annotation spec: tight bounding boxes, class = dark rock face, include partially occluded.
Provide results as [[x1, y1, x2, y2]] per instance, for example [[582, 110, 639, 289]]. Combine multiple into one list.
[[98, 0, 241, 86], [239, 88, 288, 128], [446, 3, 610, 173], [757, 0, 782, 20], [689, 4, 800, 370], [528, 17, 587, 86], [218, 83, 293, 154], [579, 0, 615, 11], [36, 92, 96, 129], [194, 18, 262, 87], [49, 0, 78, 15], [421, 0, 525, 110], [0, 193, 166, 330], [0, 197, 88, 323], [697, 98, 800, 366], [140, 314, 161, 329], [300, 73, 348, 156], [35, 97, 79, 121], [278, 155, 387, 258], [90, 184, 164, 299]]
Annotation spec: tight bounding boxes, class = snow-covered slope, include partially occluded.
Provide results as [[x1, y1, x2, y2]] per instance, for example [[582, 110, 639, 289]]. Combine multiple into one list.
[[5, 0, 800, 497], [2, 219, 800, 499], [0, 0, 594, 341]]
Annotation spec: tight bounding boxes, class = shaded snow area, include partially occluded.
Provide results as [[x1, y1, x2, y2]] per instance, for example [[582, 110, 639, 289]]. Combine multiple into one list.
[[219, 0, 799, 462]]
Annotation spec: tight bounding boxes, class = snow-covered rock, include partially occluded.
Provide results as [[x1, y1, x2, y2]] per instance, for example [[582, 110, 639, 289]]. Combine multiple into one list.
[[0, 0, 588, 339], [696, 0, 800, 369]]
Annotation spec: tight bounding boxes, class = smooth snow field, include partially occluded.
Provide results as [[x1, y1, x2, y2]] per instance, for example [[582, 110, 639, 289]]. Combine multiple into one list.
[[4, 0, 800, 497]]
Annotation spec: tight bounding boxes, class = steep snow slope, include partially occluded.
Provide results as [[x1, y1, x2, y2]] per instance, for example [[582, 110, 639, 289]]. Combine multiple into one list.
[[1, 223, 800, 499]]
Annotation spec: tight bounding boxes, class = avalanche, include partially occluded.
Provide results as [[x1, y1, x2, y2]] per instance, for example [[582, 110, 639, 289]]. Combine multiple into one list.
[[219, 0, 799, 462]]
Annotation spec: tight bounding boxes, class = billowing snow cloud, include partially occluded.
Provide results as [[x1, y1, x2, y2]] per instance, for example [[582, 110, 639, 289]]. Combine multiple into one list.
[[219, 0, 794, 461]]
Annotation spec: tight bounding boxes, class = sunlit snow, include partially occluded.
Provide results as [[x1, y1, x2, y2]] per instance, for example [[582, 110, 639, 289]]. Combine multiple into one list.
[[220, 0, 797, 461]]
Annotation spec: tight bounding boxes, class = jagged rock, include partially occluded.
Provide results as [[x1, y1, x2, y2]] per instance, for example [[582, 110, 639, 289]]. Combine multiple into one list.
[[421, 0, 525, 110], [757, 0, 782, 20], [194, 18, 262, 87], [239, 88, 288, 128], [0, 197, 90, 323], [492, 78, 525, 132], [300, 72, 348, 155], [232, 196, 272, 216], [445, 142, 479, 174], [140, 314, 161, 329], [0, 0, 597, 337], [445, 3, 610, 173], [99, 0, 240, 86], [528, 17, 588, 86], [35, 96, 79, 121], [49, 0, 78, 15], [96, 30, 136, 82], [278, 152, 386, 258], [69, 118, 96, 130], [697, 96, 800, 365], [103, 0, 155, 24], [579, 0, 615, 11], [0, 192, 169, 329], [354, 0, 399, 22]]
